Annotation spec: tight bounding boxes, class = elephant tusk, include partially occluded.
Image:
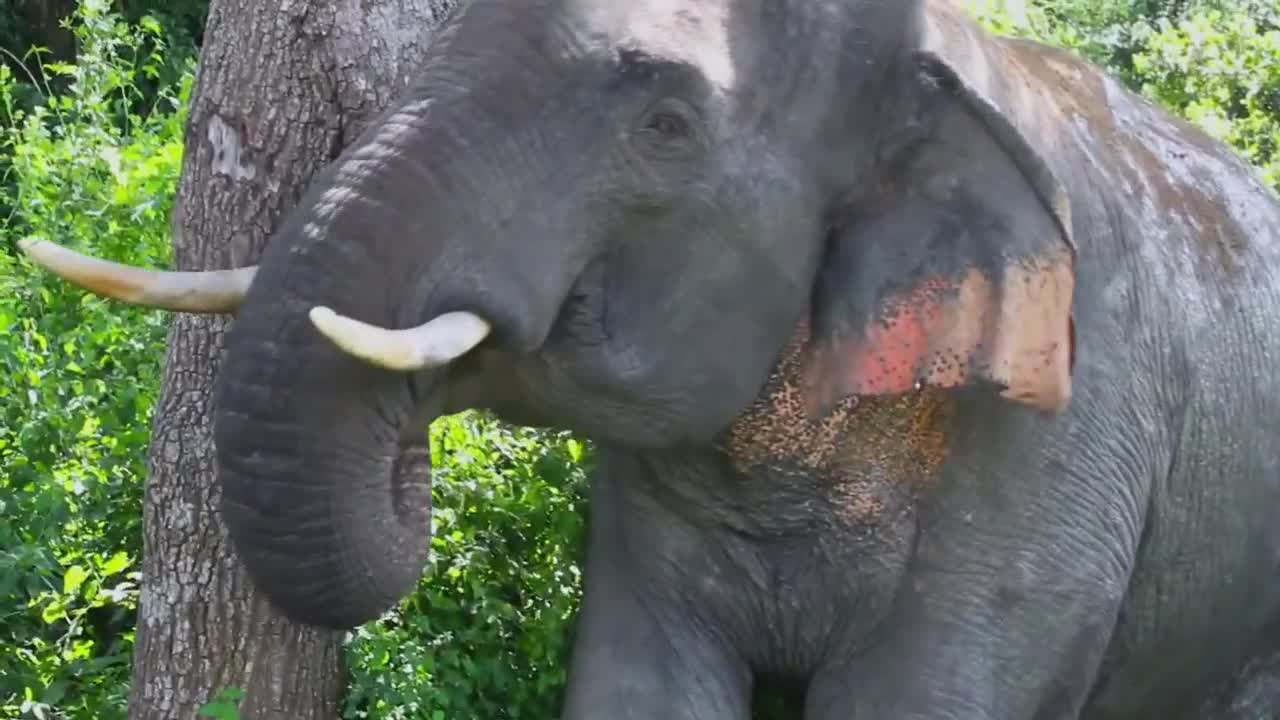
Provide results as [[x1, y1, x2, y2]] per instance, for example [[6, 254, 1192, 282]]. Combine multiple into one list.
[[17, 238, 257, 313], [308, 307, 492, 371]]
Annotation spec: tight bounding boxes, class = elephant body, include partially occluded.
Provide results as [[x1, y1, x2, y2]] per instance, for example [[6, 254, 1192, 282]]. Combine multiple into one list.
[[562, 26, 1280, 710], [537, 10, 1280, 716], [23, 0, 1280, 717]]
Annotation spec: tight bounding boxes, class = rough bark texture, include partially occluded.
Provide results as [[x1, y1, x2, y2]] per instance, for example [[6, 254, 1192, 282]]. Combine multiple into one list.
[[128, 1, 460, 718]]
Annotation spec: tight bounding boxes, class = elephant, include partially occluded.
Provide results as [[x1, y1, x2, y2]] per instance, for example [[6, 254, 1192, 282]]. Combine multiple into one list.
[[19, 0, 1280, 717]]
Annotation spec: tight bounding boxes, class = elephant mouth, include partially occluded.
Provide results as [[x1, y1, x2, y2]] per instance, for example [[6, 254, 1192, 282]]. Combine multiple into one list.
[[298, 233, 619, 380], [545, 255, 610, 348]]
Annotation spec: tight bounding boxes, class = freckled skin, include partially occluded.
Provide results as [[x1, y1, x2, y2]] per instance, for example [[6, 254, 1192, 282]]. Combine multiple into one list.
[[196, 0, 1280, 718], [723, 319, 952, 510]]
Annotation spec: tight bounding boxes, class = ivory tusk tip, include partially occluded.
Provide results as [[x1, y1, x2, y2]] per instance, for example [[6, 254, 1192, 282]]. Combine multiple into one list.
[[308, 305, 338, 327], [17, 237, 51, 260], [15, 237, 255, 313], [18, 238, 89, 275], [308, 305, 492, 372], [308, 305, 418, 371]]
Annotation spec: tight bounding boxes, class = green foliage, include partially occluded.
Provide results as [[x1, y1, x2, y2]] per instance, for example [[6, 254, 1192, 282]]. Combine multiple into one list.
[[971, 0, 1280, 191], [198, 687, 246, 720], [0, 1, 191, 717], [118, 0, 210, 52], [344, 415, 590, 719], [1, 6, 592, 717], [1134, 7, 1280, 187], [0, 0, 205, 76]]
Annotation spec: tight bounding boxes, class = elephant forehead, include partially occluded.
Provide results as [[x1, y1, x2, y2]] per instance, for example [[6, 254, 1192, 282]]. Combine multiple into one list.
[[568, 0, 738, 90]]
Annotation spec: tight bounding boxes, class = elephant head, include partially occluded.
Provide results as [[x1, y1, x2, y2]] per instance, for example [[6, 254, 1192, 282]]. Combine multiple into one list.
[[21, 0, 1075, 629]]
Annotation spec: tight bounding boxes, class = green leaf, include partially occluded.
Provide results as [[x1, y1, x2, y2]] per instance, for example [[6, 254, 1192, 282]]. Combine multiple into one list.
[[101, 551, 131, 577], [198, 688, 246, 720], [196, 701, 241, 720], [62, 566, 88, 596]]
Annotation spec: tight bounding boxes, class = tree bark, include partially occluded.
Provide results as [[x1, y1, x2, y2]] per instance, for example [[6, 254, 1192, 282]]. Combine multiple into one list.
[[128, 1, 459, 718]]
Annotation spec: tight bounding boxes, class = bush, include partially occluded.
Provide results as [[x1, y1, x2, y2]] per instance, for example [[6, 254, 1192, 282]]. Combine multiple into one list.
[[344, 416, 590, 719], [0, 0, 204, 102], [1134, 7, 1280, 187], [0, 2, 190, 718], [971, 0, 1280, 191], [0, 5, 591, 719]]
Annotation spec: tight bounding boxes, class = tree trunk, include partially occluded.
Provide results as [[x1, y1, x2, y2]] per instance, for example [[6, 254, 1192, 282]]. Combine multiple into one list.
[[128, 1, 459, 718]]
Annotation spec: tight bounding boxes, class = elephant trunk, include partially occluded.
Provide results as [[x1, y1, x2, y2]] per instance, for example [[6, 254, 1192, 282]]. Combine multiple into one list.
[[215, 298, 441, 629], [213, 93, 578, 629], [215, 344, 451, 632]]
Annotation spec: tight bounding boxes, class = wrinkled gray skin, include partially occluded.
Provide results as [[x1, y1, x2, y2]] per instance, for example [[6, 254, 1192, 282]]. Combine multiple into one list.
[[205, 0, 1280, 718]]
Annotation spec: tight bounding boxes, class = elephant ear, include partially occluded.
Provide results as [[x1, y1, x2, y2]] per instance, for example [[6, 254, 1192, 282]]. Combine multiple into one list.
[[802, 50, 1076, 418]]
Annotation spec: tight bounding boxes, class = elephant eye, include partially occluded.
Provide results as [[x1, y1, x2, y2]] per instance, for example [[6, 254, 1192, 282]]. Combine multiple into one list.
[[644, 111, 690, 138], [634, 98, 703, 156]]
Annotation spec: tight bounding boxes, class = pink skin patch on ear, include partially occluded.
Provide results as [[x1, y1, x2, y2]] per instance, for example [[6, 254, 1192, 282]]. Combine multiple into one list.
[[803, 259, 1075, 419], [839, 275, 964, 396], [717, 254, 1072, 522]]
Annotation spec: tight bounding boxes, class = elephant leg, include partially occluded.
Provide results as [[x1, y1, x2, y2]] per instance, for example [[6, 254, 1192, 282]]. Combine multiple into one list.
[[561, 461, 751, 720]]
